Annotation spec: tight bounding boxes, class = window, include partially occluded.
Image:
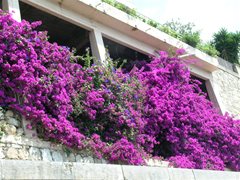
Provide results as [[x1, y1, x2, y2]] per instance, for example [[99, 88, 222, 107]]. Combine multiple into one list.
[[191, 75, 210, 100], [103, 37, 149, 71], [19, 1, 91, 56]]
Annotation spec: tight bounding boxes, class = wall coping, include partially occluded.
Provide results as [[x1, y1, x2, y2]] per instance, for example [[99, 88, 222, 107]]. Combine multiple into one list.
[[78, 0, 219, 72], [217, 65, 240, 79], [0, 159, 239, 179]]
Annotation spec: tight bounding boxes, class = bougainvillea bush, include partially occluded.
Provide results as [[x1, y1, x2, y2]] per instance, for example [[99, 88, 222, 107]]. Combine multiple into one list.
[[0, 10, 239, 170], [135, 52, 240, 170]]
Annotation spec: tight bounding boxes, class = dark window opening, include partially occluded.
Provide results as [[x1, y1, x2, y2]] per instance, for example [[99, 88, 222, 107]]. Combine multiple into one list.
[[191, 75, 210, 100], [19, 1, 91, 56], [103, 37, 150, 72]]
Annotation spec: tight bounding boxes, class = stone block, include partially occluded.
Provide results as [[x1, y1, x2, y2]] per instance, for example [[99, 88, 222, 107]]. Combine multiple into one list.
[[168, 168, 195, 180], [11, 144, 22, 148], [62, 152, 68, 161], [94, 158, 102, 163], [16, 128, 24, 136], [29, 147, 41, 160], [41, 148, 52, 161], [145, 158, 154, 166], [146, 159, 170, 167], [0, 160, 76, 179], [6, 147, 18, 159], [18, 148, 29, 160], [52, 151, 63, 162], [0, 160, 123, 179], [193, 169, 239, 180], [101, 158, 108, 164], [82, 156, 94, 163], [73, 163, 124, 180], [5, 110, 14, 118], [6, 117, 20, 127], [76, 154, 83, 162], [0, 147, 5, 159], [121, 165, 169, 180], [0, 111, 4, 120], [66, 153, 76, 162], [40, 161, 75, 179], [4, 125, 17, 135], [76, 155, 94, 163]]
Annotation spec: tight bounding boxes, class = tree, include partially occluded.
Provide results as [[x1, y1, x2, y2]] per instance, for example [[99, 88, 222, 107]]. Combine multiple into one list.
[[161, 19, 201, 47], [213, 28, 240, 64]]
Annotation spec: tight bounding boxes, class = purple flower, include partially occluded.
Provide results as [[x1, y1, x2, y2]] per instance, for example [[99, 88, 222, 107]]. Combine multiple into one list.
[[0, 9, 239, 170]]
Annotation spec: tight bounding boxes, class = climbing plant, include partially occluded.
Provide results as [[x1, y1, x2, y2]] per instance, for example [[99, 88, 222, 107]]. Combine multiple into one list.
[[0, 10, 239, 170]]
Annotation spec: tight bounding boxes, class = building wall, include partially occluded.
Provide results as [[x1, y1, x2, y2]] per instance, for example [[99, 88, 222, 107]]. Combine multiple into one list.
[[213, 68, 240, 118]]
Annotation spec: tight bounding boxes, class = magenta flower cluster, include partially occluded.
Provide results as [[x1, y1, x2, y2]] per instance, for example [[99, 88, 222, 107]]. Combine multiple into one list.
[[136, 52, 240, 170], [0, 10, 239, 170]]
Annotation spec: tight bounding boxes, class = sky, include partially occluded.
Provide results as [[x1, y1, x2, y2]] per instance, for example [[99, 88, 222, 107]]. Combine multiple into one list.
[[130, 0, 240, 42]]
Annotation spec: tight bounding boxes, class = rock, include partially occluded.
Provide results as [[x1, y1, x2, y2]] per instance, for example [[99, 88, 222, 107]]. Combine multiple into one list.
[[67, 153, 76, 162], [94, 158, 102, 163], [0, 147, 5, 158], [13, 113, 21, 121], [41, 148, 52, 162], [82, 156, 94, 163], [52, 151, 63, 162], [0, 111, 4, 120], [5, 110, 14, 118], [101, 158, 108, 164], [62, 152, 68, 162], [16, 128, 24, 136], [29, 147, 41, 160], [11, 144, 22, 149], [6, 147, 18, 159], [76, 155, 83, 162], [0, 121, 6, 135], [18, 148, 29, 160], [145, 159, 154, 166], [6, 117, 20, 127], [4, 125, 17, 135]]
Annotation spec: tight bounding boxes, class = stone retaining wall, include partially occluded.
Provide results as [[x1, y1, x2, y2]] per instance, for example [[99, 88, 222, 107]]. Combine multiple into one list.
[[0, 108, 168, 167], [0, 108, 108, 164], [0, 135, 106, 163]]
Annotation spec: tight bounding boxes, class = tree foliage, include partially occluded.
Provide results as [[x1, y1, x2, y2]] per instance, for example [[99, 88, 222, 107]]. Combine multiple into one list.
[[213, 28, 240, 64], [160, 20, 200, 47]]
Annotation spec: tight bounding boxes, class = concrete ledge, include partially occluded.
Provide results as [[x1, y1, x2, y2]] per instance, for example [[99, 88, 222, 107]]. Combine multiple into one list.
[[193, 169, 239, 180], [168, 168, 195, 180], [0, 159, 239, 180], [122, 165, 169, 180], [0, 160, 124, 180]]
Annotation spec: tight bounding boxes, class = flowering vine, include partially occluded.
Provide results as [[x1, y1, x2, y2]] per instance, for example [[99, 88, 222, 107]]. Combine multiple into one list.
[[0, 10, 239, 170]]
